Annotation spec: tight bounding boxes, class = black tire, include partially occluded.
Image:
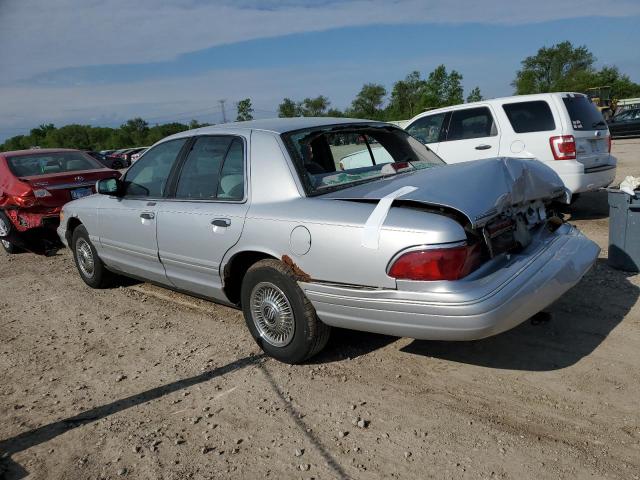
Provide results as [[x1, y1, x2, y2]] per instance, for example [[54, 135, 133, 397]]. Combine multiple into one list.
[[241, 259, 330, 364], [0, 212, 23, 254], [113, 160, 123, 169], [71, 225, 114, 288]]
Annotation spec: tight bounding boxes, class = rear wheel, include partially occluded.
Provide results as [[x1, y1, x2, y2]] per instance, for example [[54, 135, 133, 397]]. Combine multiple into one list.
[[241, 259, 330, 364], [0, 212, 23, 254], [72, 225, 114, 288]]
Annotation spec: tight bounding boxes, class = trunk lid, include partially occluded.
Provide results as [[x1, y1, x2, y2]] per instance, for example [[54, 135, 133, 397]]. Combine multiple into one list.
[[321, 157, 566, 228], [20, 169, 119, 207]]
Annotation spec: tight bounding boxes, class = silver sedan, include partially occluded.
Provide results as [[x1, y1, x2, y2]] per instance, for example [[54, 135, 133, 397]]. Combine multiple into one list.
[[58, 118, 599, 363]]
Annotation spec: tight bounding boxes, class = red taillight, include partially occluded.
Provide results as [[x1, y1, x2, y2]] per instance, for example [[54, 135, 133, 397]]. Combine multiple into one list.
[[388, 243, 482, 281], [549, 135, 576, 160]]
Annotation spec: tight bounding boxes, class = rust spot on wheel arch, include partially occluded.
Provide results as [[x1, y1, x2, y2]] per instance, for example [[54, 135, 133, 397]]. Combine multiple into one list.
[[281, 255, 312, 282]]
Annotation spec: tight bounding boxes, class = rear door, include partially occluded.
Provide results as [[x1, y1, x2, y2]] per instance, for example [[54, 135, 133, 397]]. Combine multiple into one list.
[[404, 111, 447, 153], [156, 135, 249, 300], [435, 106, 500, 164], [97, 138, 187, 283], [500, 99, 559, 161], [560, 94, 611, 169]]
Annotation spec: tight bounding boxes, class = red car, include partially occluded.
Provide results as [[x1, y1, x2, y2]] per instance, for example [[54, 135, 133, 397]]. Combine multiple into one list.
[[0, 148, 120, 254]]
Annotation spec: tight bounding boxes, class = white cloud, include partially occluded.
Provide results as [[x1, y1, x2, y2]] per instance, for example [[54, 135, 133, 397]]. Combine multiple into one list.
[[1, 0, 639, 82]]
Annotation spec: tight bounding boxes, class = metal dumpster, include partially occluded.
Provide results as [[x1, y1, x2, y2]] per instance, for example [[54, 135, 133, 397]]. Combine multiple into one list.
[[608, 189, 640, 272]]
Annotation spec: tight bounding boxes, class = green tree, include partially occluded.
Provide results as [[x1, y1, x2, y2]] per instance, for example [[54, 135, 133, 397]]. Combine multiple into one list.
[[512, 41, 595, 94], [278, 98, 300, 117], [466, 86, 483, 102], [423, 65, 464, 108], [300, 96, 330, 116], [387, 71, 426, 119], [236, 98, 254, 121], [348, 83, 387, 119], [121, 117, 150, 145]]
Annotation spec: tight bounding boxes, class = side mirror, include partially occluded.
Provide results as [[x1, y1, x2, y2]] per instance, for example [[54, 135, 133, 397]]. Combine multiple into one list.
[[97, 178, 121, 196]]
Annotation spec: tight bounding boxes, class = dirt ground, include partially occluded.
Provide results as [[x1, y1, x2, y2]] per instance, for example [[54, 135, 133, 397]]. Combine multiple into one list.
[[1, 140, 639, 480]]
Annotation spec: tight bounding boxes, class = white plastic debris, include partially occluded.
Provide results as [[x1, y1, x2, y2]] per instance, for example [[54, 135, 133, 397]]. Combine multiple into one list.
[[619, 176, 640, 196]]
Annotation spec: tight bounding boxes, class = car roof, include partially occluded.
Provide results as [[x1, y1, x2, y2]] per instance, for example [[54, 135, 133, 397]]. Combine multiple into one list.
[[166, 117, 389, 140], [0, 148, 80, 157]]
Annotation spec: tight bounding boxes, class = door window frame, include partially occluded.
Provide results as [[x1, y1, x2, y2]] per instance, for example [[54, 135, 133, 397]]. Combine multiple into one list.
[[405, 112, 449, 144], [121, 138, 191, 200], [164, 134, 249, 204], [441, 106, 498, 142]]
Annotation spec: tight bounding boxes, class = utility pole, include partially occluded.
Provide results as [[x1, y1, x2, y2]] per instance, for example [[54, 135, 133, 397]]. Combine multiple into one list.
[[219, 99, 227, 123]]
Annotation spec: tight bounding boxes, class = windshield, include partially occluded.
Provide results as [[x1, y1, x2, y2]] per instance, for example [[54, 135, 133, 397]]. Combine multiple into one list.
[[282, 125, 445, 195], [6, 151, 103, 177], [562, 95, 607, 130]]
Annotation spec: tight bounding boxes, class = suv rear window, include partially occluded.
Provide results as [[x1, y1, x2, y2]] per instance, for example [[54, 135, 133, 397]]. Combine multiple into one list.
[[562, 95, 607, 130], [503, 101, 555, 133]]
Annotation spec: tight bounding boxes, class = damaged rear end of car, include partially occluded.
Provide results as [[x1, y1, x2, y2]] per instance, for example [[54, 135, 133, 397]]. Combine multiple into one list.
[[281, 123, 600, 341]]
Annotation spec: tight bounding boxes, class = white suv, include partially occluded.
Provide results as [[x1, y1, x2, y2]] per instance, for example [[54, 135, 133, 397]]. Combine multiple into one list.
[[404, 93, 617, 197]]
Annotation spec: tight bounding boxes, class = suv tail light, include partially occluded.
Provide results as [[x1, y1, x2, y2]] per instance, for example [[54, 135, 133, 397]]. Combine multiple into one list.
[[549, 135, 576, 160], [388, 243, 483, 281]]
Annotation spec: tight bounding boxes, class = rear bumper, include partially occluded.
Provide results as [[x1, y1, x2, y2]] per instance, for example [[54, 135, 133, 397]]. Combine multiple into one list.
[[550, 157, 617, 194], [300, 224, 599, 340], [4, 208, 61, 232]]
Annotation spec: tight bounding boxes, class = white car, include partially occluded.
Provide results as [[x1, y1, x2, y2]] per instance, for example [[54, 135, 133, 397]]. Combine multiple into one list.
[[130, 147, 148, 163], [404, 93, 617, 198]]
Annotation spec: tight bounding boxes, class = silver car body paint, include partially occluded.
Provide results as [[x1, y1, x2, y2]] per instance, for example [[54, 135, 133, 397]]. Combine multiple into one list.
[[58, 118, 599, 341]]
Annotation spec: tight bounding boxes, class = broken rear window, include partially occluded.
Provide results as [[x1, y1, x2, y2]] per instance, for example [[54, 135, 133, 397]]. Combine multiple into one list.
[[282, 125, 445, 195]]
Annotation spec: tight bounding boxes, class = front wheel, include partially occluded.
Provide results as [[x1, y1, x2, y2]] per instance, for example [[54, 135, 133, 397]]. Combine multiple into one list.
[[72, 225, 115, 288], [241, 259, 330, 364]]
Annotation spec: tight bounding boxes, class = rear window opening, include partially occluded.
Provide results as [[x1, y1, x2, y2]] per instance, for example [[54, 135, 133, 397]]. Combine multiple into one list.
[[282, 125, 445, 195], [562, 95, 608, 131], [503, 101, 556, 133]]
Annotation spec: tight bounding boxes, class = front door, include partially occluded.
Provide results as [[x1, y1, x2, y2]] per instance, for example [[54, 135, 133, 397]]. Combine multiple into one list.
[[97, 138, 188, 283], [156, 135, 249, 300]]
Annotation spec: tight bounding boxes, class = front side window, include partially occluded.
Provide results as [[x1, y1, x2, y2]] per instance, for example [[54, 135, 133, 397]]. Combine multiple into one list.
[[175, 136, 245, 201], [6, 151, 103, 177], [405, 113, 446, 144], [503, 101, 556, 133], [283, 125, 444, 195], [445, 107, 497, 141], [123, 138, 187, 197]]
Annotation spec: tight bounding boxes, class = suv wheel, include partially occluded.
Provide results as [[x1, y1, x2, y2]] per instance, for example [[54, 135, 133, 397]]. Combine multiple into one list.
[[241, 259, 330, 364]]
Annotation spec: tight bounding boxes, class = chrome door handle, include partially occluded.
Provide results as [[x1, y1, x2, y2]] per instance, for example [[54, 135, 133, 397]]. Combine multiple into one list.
[[211, 218, 231, 227], [140, 212, 155, 220], [475, 144, 492, 150]]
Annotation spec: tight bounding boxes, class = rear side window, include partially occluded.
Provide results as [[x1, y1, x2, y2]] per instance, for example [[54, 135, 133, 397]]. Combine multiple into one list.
[[562, 95, 607, 130], [405, 113, 446, 144], [503, 101, 556, 133], [175, 136, 245, 201], [445, 107, 497, 141]]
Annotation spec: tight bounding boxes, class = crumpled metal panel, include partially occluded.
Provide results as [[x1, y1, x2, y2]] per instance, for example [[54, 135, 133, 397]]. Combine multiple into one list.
[[321, 157, 568, 228]]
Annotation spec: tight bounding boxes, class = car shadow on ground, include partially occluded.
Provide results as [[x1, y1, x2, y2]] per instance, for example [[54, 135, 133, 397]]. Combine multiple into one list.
[[559, 190, 611, 221], [310, 327, 398, 364], [400, 259, 638, 371]]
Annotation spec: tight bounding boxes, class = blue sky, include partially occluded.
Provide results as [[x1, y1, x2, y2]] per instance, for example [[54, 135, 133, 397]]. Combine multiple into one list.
[[1, 0, 639, 142]]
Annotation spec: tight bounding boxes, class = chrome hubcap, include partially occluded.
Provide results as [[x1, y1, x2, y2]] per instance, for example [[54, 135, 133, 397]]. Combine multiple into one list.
[[76, 238, 95, 278], [1, 239, 10, 249], [250, 282, 295, 347]]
